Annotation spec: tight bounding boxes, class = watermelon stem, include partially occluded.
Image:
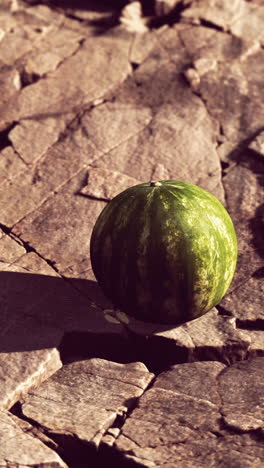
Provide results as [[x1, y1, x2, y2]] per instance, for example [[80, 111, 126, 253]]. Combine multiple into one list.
[[150, 181, 162, 187]]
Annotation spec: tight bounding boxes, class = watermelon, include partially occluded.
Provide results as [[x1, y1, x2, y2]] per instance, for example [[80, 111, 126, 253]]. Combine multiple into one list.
[[90, 180, 237, 325]]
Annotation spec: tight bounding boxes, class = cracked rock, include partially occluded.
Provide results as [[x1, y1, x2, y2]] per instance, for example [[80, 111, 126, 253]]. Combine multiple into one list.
[[0, 251, 130, 409], [21, 359, 154, 450], [0, 147, 27, 185], [219, 357, 264, 431], [0, 253, 63, 409], [0, 132, 97, 226], [111, 358, 264, 467], [9, 117, 67, 164], [179, 24, 251, 67], [93, 69, 224, 201], [0, 26, 33, 64], [0, 29, 132, 129], [181, 0, 246, 31], [115, 307, 259, 367], [220, 275, 264, 324], [190, 49, 264, 144], [81, 167, 139, 201], [0, 231, 26, 263], [78, 99, 153, 155], [24, 27, 85, 76], [0, 410, 67, 467], [12, 169, 106, 275], [230, 1, 264, 44], [223, 163, 264, 288]]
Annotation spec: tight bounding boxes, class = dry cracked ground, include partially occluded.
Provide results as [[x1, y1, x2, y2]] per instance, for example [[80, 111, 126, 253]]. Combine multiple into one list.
[[0, 0, 263, 467]]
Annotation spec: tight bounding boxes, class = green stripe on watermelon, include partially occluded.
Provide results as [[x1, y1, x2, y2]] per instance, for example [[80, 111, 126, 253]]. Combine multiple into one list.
[[90, 180, 237, 325]]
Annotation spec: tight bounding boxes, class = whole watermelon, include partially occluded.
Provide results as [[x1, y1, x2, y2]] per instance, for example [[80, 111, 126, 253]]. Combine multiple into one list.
[[90, 180, 237, 325]]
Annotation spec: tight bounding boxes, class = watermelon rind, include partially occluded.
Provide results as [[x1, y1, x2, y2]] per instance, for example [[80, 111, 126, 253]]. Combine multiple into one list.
[[90, 180, 237, 325]]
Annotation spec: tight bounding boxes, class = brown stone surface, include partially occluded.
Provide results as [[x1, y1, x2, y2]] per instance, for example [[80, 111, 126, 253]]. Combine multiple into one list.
[[0, 250, 128, 412], [221, 275, 264, 324], [0, 410, 66, 467], [223, 158, 264, 288], [0, 147, 27, 184], [0, 0, 263, 466], [109, 306, 263, 366], [219, 357, 264, 432], [112, 359, 264, 467], [21, 359, 154, 453]]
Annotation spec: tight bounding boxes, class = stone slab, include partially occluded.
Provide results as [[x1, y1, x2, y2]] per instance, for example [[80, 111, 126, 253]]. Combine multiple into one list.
[[191, 49, 264, 144], [81, 167, 140, 201], [223, 162, 264, 288], [110, 307, 261, 368], [21, 359, 154, 448], [0, 147, 27, 186], [0, 410, 67, 467], [110, 358, 264, 467], [0, 250, 129, 410], [220, 275, 264, 324], [219, 357, 264, 432], [0, 28, 132, 129]]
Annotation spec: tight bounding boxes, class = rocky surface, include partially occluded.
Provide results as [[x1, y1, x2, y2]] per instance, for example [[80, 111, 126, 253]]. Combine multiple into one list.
[[112, 358, 264, 467], [0, 409, 67, 467], [0, 0, 263, 466]]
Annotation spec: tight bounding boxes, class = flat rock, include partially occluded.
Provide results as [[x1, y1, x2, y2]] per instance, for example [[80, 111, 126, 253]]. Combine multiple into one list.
[[219, 357, 264, 432], [0, 25, 33, 64], [0, 68, 21, 104], [0, 253, 62, 409], [220, 275, 264, 324], [110, 358, 264, 467], [191, 49, 264, 144], [112, 308, 261, 367], [24, 26, 84, 76], [179, 24, 252, 67], [93, 70, 224, 201], [230, 1, 264, 44], [12, 169, 106, 274], [0, 347, 62, 410], [0, 29, 132, 129], [81, 167, 140, 201], [0, 410, 66, 467], [181, 0, 246, 31], [0, 250, 129, 410], [223, 163, 264, 287], [9, 117, 67, 164], [0, 147, 27, 185], [0, 131, 97, 226], [78, 99, 153, 156], [23, 3, 65, 26], [129, 29, 163, 65], [0, 91, 152, 225], [0, 231, 25, 263], [21, 359, 154, 449]]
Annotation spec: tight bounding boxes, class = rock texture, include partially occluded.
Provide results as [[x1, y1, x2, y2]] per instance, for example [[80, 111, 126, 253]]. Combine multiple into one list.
[[0, 0, 263, 466], [21, 358, 154, 464], [112, 359, 264, 467], [0, 410, 66, 467]]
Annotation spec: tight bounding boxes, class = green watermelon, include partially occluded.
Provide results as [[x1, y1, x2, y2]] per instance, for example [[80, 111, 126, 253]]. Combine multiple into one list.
[[90, 180, 237, 325]]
